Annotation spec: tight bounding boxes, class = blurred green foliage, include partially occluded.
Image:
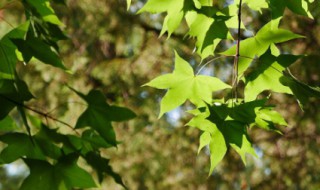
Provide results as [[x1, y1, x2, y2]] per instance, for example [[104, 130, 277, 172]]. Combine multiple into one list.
[[0, 0, 319, 189]]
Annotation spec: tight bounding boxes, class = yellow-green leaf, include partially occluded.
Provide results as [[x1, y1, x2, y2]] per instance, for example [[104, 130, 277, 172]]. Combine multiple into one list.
[[144, 51, 231, 118]]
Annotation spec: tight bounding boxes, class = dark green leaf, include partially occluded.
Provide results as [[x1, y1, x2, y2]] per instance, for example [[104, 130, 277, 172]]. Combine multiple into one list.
[[82, 130, 113, 149], [11, 38, 67, 70], [0, 79, 31, 119], [20, 160, 59, 190], [0, 22, 29, 79], [0, 116, 18, 132], [269, 0, 313, 19], [25, 0, 63, 25], [0, 133, 45, 163], [85, 152, 127, 188], [70, 88, 135, 146], [21, 156, 96, 190], [280, 73, 320, 108]]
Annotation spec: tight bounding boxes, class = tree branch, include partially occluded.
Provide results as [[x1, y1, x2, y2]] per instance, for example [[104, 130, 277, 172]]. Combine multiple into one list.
[[0, 94, 80, 135], [233, 0, 243, 102]]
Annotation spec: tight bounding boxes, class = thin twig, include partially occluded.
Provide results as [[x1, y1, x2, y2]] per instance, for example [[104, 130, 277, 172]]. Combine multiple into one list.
[[46, 101, 88, 115], [0, 94, 80, 135]]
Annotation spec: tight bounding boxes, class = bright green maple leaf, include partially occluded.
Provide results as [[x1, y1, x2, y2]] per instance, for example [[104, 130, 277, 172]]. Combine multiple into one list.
[[230, 134, 257, 164], [144, 51, 230, 118], [221, 18, 303, 77], [244, 50, 302, 101], [198, 132, 211, 154], [138, 0, 185, 36], [208, 126, 227, 174], [243, 0, 268, 12], [187, 108, 227, 174], [193, 0, 212, 8], [255, 107, 287, 133], [187, 109, 216, 133], [188, 99, 285, 173], [186, 11, 233, 59]]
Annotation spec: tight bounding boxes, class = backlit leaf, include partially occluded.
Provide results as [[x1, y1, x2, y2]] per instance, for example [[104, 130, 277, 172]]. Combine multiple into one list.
[[144, 51, 231, 117], [221, 18, 303, 77], [243, 0, 268, 12], [198, 132, 211, 154], [209, 126, 227, 174], [244, 50, 302, 101]]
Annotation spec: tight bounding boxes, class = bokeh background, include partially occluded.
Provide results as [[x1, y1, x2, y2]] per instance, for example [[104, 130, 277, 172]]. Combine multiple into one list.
[[0, 0, 319, 189]]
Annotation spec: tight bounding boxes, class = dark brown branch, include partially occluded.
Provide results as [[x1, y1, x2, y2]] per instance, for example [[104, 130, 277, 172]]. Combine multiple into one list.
[[233, 0, 243, 102]]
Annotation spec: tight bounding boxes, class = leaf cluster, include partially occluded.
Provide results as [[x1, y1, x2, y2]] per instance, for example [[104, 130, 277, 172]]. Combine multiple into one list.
[[139, 0, 320, 173], [0, 0, 135, 189]]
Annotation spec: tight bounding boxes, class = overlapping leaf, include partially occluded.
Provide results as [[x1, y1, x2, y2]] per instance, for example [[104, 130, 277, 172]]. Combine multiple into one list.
[[85, 152, 127, 188], [185, 10, 233, 59], [187, 99, 287, 173], [280, 72, 320, 108], [208, 127, 227, 174], [269, 0, 314, 19], [24, 0, 63, 25], [0, 116, 18, 132], [144, 51, 231, 118], [0, 78, 33, 120], [243, 0, 269, 12], [0, 22, 29, 79], [244, 50, 302, 100], [20, 156, 96, 190], [138, 0, 185, 36], [221, 18, 303, 77], [70, 88, 136, 146], [0, 133, 46, 164], [12, 37, 67, 70]]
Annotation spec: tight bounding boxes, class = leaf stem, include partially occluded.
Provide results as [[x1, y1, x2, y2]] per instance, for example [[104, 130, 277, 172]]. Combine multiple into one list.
[[196, 56, 226, 75]]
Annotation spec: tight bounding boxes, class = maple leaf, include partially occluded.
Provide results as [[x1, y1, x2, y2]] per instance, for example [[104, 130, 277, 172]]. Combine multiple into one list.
[[144, 51, 230, 118], [221, 18, 303, 77], [138, 0, 185, 36], [70, 88, 136, 146], [243, 0, 268, 12], [244, 50, 302, 101], [269, 0, 313, 19]]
